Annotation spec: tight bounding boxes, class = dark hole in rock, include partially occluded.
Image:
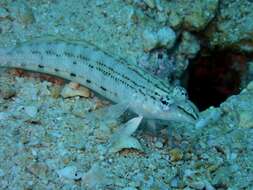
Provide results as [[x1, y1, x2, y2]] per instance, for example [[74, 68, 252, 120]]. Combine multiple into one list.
[[182, 49, 248, 111]]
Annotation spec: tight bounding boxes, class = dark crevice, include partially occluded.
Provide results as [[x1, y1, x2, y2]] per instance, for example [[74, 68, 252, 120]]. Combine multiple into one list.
[[182, 49, 248, 111]]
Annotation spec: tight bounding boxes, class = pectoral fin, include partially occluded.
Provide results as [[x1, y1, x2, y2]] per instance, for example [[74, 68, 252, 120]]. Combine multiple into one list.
[[108, 116, 143, 153]]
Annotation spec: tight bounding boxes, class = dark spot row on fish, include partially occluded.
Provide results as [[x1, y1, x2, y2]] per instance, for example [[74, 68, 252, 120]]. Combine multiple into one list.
[[70, 73, 76, 77], [35, 63, 116, 96], [33, 48, 161, 98], [31, 42, 170, 96], [38, 64, 76, 78], [45, 50, 61, 57], [31, 46, 171, 103], [100, 86, 107, 91]]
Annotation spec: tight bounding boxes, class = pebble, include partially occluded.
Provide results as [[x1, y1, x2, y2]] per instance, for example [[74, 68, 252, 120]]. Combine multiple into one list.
[[190, 181, 206, 189], [122, 187, 138, 190], [57, 166, 82, 180], [9, 0, 35, 25], [95, 0, 105, 6], [50, 85, 62, 98], [0, 20, 12, 33], [169, 148, 183, 162], [144, 0, 155, 9], [0, 168, 5, 177], [0, 7, 9, 18], [61, 82, 91, 98], [170, 176, 179, 188], [184, 169, 196, 178], [0, 112, 9, 120], [154, 141, 163, 148], [0, 85, 16, 99], [24, 106, 38, 118], [168, 11, 182, 28]]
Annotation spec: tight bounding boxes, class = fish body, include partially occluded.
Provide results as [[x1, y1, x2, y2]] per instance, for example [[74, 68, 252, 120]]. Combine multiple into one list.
[[0, 38, 198, 124]]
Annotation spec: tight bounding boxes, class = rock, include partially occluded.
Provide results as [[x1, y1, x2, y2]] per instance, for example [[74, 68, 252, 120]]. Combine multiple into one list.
[[142, 27, 176, 51], [164, 0, 217, 30], [247, 80, 253, 91], [242, 62, 253, 88], [238, 110, 253, 128], [127, 0, 218, 31], [142, 29, 157, 52], [137, 49, 174, 80], [205, 0, 253, 52], [157, 27, 176, 49], [177, 32, 200, 59], [180, 0, 218, 31], [195, 107, 222, 129], [172, 31, 200, 78]]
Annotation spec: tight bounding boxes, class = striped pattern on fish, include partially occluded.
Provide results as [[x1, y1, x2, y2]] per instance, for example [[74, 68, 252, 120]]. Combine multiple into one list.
[[0, 37, 199, 124]]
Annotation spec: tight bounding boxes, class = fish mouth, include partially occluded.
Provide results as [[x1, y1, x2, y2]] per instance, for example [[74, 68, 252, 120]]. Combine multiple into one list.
[[176, 106, 198, 124], [178, 102, 199, 119], [172, 100, 199, 124]]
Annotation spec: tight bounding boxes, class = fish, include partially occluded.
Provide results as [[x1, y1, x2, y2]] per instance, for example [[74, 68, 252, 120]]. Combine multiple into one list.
[[0, 37, 199, 126]]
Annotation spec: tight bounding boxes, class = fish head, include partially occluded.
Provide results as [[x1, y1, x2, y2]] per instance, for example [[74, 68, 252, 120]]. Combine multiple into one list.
[[157, 98, 199, 124], [135, 86, 199, 124]]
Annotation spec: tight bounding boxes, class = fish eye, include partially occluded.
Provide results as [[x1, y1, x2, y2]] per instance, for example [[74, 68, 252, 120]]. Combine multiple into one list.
[[159, 97, 173, 111], [160, 97, 169, 105]]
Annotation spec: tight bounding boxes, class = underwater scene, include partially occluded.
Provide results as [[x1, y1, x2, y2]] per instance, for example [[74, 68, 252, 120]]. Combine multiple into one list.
[[0, 0, 253, 189]]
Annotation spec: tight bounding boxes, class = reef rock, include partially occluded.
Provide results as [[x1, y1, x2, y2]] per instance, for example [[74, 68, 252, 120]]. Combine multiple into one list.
[[129, 0, 219, 31], [205, 0, 253, 52]]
